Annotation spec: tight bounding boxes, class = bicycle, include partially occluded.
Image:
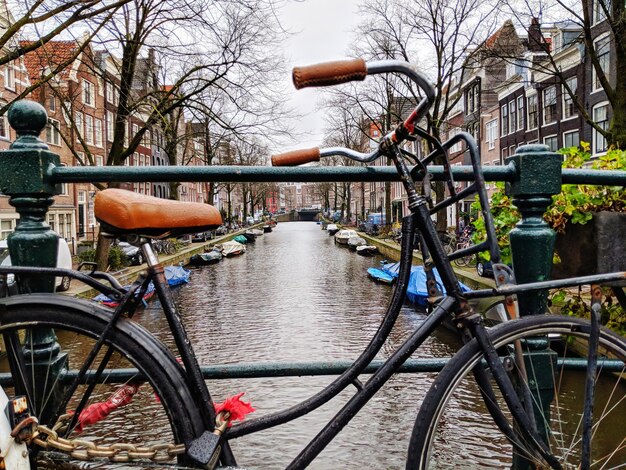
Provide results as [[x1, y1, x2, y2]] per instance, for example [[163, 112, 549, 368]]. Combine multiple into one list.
[[452, 229, 475, 267], [0, 58, 622, 469]]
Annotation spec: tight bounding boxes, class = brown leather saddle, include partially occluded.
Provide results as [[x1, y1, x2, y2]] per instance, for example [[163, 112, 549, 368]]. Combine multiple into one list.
[[94, 188, 222, 238]]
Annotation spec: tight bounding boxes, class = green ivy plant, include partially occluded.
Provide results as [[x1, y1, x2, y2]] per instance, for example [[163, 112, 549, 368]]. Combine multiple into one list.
[[544, 143, 626, 233], [470, 144, 625, 331]]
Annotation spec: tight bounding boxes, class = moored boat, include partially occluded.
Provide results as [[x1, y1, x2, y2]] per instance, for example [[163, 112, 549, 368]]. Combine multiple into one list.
[[164, 265, 191, 286], [263, 225, 272, 233], [356, 245, 378, 256], [367, 267, 394, 284], [233, 235, 248, 244], [248, 229, 264, 237], [220, 240, 246, 257], [242, 232, 256, 243], [347, 235, 367, 250], [381, 262, 470, 306], [94, 282, 156, 308], [189, 249, 223, 266], [326, 224, 339, 235], [334, 229, 357, 245]]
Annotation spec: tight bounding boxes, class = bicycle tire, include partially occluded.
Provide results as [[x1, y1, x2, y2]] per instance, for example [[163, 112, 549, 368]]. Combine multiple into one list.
[[0, 295, 206, 468], [407, 315, 626, 469]]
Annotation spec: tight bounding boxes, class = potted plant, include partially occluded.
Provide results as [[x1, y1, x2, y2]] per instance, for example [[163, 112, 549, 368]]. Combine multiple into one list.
[[545, 145, 626, 279]]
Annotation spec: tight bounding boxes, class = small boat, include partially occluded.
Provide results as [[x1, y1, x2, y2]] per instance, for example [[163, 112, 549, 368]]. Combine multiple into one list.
[[263, 225, 272, 233], [326, 224, 339, 235], [220, 240, 246, 257], [347, 236, 367, 250], [164, 265, 191, 286], [367, 267, 394, 284], [356, 245, 378, 256], [382, 263, 470, 306], [335, 229, 357, 245], [233, 235, 248, 244], [242, 232, 256, 243], [189, 249, 222, 266], [94, 282, 156, 308], [248, 229, 264, 237]]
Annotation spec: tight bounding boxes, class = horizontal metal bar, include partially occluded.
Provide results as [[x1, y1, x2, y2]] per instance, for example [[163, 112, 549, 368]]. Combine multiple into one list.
[[561, 168, 626, 185], [47, 164, 626, 186], [49, 164, 517, 183], [0, 357, 621, 387]]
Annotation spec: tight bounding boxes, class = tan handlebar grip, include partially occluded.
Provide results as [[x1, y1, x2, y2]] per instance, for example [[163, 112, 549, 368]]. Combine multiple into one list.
[[271, 148, 321, 166], [292, 59, 367, 90]]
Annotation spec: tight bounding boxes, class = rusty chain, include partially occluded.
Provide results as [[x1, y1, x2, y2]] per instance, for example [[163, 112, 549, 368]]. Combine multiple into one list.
[[24, 414, 186, 465]]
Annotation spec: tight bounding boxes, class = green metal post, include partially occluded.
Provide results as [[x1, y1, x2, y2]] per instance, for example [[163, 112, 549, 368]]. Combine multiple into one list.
[[0, 101, 67, 422], [506, 144, 562, 468]]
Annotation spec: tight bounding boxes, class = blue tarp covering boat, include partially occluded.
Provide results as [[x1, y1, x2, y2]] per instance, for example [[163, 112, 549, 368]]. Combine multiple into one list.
[[381, 263, 470, 306], [367, 267, 394, 284], [165, 265, 191, 286], [93, 282, 156, 307]]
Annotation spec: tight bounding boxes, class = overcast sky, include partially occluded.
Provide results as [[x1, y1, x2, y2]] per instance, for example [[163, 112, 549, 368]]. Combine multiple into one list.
[[277, 0, 361, 152]]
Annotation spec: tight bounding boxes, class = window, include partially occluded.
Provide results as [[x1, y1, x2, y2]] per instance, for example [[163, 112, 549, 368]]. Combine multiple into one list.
[[49, 95, 56, 112], [59, 164, 69, 195], [465, 82, 479, 115], [485, 119, 498, 150], [46, 119, 61, 146], [592, 102, 609, 155], [95, 118, 103, 147], [593, 35, 610, 92], [106, 111, 114, 142], [1, 220, 15, 240], [509, 101, 517, 134], [517, 96, 524, 130], [543, 135, 558, 152], [502, 147, 509, 160], [4, 66, 15, 90], [85, 114, 94, 144], [527, 94, 538, 129], [0, 112, 9, 139], [82, 80, 95, 106], [95, 155, 104, 166], [106, 80, 116, 104], [501, 105, 508, 136], [543, 86, 557, 124], [593, 0, 610, 24], [75, 112, 83, 140], [448, 127, 462, 153], [562, 77, 577, 119], [563, 130, 580, 148]]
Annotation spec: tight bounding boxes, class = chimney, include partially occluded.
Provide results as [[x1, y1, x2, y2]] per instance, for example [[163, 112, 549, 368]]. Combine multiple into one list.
[[527, 17, 545, 52]]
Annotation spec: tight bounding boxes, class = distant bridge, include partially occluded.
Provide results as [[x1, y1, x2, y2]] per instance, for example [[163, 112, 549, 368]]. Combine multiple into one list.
[[297, 208, 321, 221]]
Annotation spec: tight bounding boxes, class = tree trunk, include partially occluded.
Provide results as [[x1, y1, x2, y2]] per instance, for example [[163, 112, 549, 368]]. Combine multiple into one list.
[[94, 232, 112, 271]]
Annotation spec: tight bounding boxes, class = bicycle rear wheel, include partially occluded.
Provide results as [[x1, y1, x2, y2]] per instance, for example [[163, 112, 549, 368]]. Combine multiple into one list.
[[407, 315, 626, 469], [0, 295, 206, 468]]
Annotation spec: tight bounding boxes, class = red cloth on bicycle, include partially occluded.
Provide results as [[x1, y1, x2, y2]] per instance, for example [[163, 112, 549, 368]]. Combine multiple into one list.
[[214, 392, 255, 426], [75, 383, 141, 432]]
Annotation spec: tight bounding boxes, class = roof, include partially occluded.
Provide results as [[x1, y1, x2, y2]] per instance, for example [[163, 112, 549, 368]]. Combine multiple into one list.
[[484, 20, 518, 50], [20, 40, 80, 82]]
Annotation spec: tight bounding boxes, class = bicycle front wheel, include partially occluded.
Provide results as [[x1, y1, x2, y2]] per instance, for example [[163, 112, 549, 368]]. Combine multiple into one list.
[[407, 315, 626, 469], [0, 295, 206, 468]]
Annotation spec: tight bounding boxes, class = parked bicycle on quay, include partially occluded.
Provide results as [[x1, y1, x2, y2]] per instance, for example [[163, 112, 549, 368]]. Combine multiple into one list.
[[0, 57, 623, 469]]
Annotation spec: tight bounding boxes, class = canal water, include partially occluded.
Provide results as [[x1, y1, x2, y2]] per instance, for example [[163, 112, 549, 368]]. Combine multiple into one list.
[[142, 221, 461, 469]]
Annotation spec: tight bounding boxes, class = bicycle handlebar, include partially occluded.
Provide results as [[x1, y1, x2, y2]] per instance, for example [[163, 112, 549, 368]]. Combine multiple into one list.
[[273, 59, 435, 167], [292, 58, 367, 89], [271, 147, 321, 166]]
